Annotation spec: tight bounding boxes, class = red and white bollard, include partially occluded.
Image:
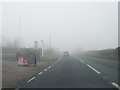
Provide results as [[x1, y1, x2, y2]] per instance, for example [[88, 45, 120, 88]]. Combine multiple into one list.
[[18, 57, 24, 65], [23, 58, 29, 66]]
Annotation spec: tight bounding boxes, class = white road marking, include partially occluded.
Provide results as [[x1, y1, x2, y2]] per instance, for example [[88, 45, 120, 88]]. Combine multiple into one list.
[[38, 72, 43, 75], [87, 64, 101, 74], [80, 60, 85, 63], [111, 82, 120, 89], [27, 77, 35, 82], [27, 57, 62, 83], [59, 55, 62, 61], [48, 66, 51, 69], [54, 56, 61, 64], [44, 69, 47, 71]]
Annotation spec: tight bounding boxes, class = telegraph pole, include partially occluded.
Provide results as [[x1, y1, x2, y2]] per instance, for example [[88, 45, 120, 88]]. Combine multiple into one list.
[[18, 16, 21, 51], [35, 41, 38, 50], [17, 16, 21, 57]]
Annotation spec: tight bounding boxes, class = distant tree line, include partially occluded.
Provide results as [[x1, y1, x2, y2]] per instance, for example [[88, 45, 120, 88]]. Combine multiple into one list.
[[2, 37, 61, 60]]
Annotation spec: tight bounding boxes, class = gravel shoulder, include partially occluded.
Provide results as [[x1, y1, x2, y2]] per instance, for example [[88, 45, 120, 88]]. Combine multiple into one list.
[[2, 57, 57, 88]]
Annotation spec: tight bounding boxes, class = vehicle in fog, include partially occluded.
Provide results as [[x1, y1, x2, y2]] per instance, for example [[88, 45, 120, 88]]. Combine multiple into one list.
[[64, 51, 69, 56]]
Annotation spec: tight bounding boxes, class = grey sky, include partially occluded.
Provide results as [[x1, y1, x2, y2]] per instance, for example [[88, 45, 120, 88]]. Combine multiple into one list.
[[2, 2, 118, 52]]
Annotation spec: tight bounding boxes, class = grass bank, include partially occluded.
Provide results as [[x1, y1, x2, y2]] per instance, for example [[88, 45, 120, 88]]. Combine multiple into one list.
[[82, 55, 119, 62]]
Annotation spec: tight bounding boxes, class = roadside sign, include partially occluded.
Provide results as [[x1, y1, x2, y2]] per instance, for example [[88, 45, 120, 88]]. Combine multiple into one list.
[[18, 55, 36, 66], [23, 58, 29, 66], [28, 55, 36, 64], [18, 57, 24, 65]]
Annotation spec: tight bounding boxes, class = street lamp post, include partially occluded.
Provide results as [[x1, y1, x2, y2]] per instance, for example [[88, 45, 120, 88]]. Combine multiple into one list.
[[17, 16, 21, 58]]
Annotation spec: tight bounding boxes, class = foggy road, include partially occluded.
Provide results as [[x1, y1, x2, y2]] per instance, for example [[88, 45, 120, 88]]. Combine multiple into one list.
[[17, 55, 119, 88], [2, 2, 119, 89], [78, 56, 119, 83]]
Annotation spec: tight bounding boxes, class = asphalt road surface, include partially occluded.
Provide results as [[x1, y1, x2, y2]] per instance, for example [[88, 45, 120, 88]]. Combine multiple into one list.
[[17, 55, 119, 88]]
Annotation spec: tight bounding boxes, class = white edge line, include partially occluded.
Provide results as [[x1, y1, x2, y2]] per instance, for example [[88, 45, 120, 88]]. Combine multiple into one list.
[[87, 64, 101, 74], [38, 72, 43, 75], [44, 69, 47, 71], [48, 56, 61, 68], [48, 66, 51, 69], [27, 57, 62, 83], [111, 82, 120, 89], [27, 77, 35, 82], [27, 56, 62, 84]]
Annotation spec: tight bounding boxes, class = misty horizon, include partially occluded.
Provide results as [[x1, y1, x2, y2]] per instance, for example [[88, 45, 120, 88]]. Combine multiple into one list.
[[2, 2, 118, 53]]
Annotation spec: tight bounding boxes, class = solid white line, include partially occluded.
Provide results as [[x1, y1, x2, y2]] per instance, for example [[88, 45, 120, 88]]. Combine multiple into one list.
[[87, 64, 101, 74], [38, 72, 43, 75], [111, 82, 120, 89], [80, 60, 85, 63], [27, 77, 35, 82], [48, 66, 51, 69], [44, 69, 47, 71]]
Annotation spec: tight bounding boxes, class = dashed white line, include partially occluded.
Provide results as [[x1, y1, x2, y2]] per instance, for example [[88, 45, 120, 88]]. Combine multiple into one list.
[[58, 56, 62, 61], [36, 57, 62, 82], [38, 72, 43, 75], [111, 82, 120, 89], [27, 77, 35, 82], [80, 60, 85, 63], [27, 58, 61, 83], [48, 66, 51, 69], [44, 69, 48, 71], [87, 64, 101, 74]]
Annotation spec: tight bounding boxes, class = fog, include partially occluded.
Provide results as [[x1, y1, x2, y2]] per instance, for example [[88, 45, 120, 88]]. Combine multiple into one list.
[[2, 2, 118, 53]]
